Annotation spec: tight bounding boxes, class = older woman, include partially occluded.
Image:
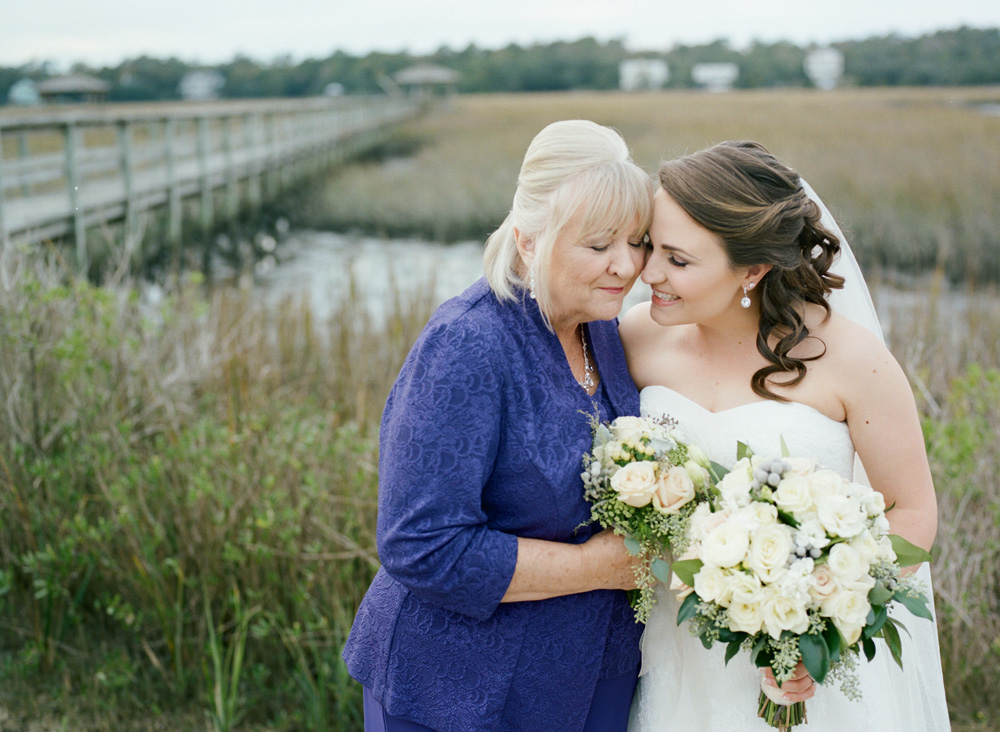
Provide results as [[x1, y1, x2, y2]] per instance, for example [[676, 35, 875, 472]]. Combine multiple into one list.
[[343, 120, 653, 732]]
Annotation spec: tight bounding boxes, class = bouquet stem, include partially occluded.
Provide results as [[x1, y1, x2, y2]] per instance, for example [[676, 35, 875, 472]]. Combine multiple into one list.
[[757, 691, 807, 731]]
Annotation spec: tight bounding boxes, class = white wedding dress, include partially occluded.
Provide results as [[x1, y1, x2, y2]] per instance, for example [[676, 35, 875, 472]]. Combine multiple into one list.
[[628, 385, 952, 731]]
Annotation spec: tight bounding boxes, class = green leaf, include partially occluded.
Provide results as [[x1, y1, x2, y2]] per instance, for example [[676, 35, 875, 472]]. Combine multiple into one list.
[[799, 633, 831, 684], [751, 635, 771, 667], [881, 617, 904, 670], [889, 535, 932, 567], [651, 557, 672, 583], [725, 639, 743, 665], [707, 460, 729, 482], [895, 591, 934, 621], [864, 604, 889, 640], [779, 435, 790, 457], [671, 558, 703, 587], [624, 536, 641, 556], [737, 441, 753, 461], [775, 508, 801, 528], [862, 636, 877, 662], [868, 581, 894, 607], [676, 592, 699, 625], [822, 621, 842, 664]]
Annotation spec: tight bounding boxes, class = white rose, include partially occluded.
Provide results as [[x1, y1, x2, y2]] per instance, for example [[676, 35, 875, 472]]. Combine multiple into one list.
[[727, 571, 763, 604], [774, 475, 814, 516], [807, 469, 847, 499], [821, 588, 871, 645], [809, 564, 840, 603], [652, 466, 696, 515], [875, 536, 897, 562], [610, 416, 647, 444], [760, 587, 811, 640], [687, 503, 715, 542], [609, 461, 658, 507], [862, 490, 887, 518], [750, 502, 779, 528], [702, 520, 751, 568], [785, 456, 817, 477], [718, 460, 755, 510], [872, 514, 891, 537], [748, 525, 794, 583], [827, 543, 868, 583], [815, 493, 868, 538], [728, 600, 764, 635], [849, 531, 880, 565], [694, 565, 733, 606]]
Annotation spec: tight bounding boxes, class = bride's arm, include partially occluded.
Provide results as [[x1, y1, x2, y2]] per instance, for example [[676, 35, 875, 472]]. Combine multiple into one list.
[[837, 328, 938, 555]]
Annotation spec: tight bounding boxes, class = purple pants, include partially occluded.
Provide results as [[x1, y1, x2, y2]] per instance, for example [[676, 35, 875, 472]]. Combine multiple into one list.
[[362, 666, 640, 732]]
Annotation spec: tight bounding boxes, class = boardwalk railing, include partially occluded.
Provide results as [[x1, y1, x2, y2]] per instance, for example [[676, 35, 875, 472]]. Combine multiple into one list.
[[0, 96, 420, 267]]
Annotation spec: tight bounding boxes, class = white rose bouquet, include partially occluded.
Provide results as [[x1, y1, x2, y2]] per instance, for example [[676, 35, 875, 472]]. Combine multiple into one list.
[[580, 414, 711, 622], [669, 441, 933, 731]]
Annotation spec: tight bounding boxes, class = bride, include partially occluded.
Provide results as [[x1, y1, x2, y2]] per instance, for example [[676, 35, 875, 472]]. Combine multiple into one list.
[[620, 141, 951, 731]]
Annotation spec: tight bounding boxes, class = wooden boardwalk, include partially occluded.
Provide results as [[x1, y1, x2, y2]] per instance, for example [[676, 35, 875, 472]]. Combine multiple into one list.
[[0, 97, 420, 267]]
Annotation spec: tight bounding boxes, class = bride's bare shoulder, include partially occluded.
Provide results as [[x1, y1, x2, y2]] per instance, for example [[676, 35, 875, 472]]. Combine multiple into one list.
[[807, 307, 893, 369]]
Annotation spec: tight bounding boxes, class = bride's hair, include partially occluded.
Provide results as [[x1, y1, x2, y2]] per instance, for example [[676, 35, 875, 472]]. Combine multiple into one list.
[[658, 140, 845, 401]]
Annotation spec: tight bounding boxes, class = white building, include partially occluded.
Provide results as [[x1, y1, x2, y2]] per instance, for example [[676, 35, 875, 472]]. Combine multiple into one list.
[[804, 47, 845, 90], [179, 71, 225, 101], [691, 63, 739, 92], [619, 59, 669, 91], [8, 79, 40, 106]]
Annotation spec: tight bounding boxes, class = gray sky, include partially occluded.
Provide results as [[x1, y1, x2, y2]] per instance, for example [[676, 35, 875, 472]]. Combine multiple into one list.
[[3, 0, 999, 69]]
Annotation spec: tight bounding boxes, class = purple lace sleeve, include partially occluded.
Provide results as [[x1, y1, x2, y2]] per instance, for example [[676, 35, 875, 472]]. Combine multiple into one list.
[[375, 317, 519, 621]]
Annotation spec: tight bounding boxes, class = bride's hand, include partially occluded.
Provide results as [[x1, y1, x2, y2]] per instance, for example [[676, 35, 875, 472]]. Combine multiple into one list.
[[761, 662, 816, 704], [581, 530, 643, 591]]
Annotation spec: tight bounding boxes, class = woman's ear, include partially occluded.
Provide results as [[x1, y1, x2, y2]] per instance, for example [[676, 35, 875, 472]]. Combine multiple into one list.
[[514, 228, 535, 266], [744, 263, 772, 288]]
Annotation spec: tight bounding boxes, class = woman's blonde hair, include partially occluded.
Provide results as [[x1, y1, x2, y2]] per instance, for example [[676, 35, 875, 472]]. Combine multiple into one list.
[[484, 120, 652, 328]]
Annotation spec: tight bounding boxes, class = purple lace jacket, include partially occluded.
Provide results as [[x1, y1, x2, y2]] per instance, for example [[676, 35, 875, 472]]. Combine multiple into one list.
[[343, 278, 642, 731]]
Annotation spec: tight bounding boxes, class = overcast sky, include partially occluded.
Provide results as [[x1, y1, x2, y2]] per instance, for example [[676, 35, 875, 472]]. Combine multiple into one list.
[[3, 0, 999, 69]]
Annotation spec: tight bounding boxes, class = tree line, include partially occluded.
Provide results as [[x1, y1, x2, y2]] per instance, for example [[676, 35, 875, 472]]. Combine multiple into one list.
[[2, 26, 998, 103]]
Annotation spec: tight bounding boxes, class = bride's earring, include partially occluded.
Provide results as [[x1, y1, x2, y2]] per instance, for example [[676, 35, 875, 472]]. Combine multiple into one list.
[[528, 263, 537, 300], [740, 281, 755, 309]]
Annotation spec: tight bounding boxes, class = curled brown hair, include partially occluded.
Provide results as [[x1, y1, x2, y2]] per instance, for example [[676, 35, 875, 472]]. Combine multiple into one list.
[[658, 140, 845, 401]]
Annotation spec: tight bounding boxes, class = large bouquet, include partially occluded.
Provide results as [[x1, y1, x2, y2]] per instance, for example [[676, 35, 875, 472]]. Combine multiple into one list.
[[668, 442, 933, 731], [580, 415, 714, 622]]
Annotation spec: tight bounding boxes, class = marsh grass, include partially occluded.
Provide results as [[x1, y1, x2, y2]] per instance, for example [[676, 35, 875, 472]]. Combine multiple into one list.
[[301, 88, 1000, 280]]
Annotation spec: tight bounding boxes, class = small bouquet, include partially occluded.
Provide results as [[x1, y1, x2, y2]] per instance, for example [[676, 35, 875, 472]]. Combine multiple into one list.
[[580, 414, 713, 622], [668, 442, 933, 731]]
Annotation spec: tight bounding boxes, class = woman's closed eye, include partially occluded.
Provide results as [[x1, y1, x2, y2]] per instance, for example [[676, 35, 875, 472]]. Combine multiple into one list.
[[668, 255, 689, 268]]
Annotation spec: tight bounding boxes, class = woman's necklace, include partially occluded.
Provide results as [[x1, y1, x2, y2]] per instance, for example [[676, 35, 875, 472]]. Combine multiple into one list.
[[578, 325, 595, 393]]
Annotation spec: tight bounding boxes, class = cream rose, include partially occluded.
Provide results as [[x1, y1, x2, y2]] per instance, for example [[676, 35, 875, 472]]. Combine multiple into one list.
[[728, 571, 763, 604], [694, 565, 733, 606], [807, 469, 847, 499], [610, 416, 647, 444], [849, 531, 880, 565], [821, 588, 871, 645], [785, 456, 818, 477], [809, 564, 840, 603], [718, 461, 755, 510], [728, 600, 764, 635], [774, 475, 814, 515], [702, 520, 751, 568], [761, 588, 810, 640], [610, 461, 658, 507], [827, 543, 868, 583], [862, 489, 887, 518], [748, 525, 794, 583], [652, 466, 696, 515], [816, 493, 868, 538]]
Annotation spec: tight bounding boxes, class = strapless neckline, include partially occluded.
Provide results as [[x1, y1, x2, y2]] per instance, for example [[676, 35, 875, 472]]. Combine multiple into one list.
[[640, 384, 840, 424]]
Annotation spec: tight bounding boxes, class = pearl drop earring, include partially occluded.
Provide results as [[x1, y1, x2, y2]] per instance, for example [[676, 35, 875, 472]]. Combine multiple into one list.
[[740, 281, 755, 309]]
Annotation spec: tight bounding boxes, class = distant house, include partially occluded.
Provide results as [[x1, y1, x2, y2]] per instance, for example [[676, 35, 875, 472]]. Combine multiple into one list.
[[37, 74, 110, 104], [691, 63, 739, 92], [179, 70, 225, 101], [393, 64, 459, 98], [8, 79, 41, 106], [619, 59, 669, 91], [804, 47, 845, 90]]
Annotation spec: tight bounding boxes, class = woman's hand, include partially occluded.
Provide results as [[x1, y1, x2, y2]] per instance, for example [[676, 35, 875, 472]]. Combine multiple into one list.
[[580, 530, 643, 591], [761, 662, 816, 703]]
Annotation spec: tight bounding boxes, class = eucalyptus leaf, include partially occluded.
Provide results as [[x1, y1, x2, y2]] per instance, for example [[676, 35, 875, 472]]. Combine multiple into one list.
[[863, 636, 877, 662], [677, 592, 699, 625], [708, 460, 729, 482], [881, 617, 904, 669], [864, 604, 889, 640], [895, 591, 934, 621], [651, 557, 672, 583], [889, 534, 933, 567], [624, 536, 641, 556], [799, 633, 831, 684], [868, 581, 894, 607], [725, 640, 742, 665], [671, 558, 703, 587]]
